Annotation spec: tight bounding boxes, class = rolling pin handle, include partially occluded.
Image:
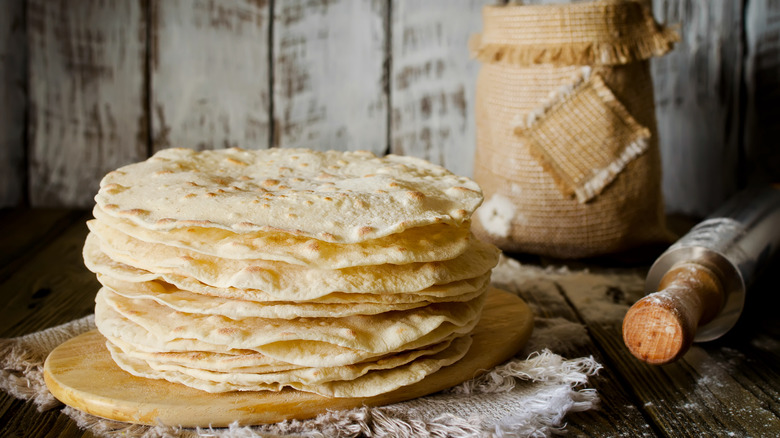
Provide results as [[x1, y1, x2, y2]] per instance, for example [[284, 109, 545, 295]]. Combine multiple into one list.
[[622, 263, 724, 365]]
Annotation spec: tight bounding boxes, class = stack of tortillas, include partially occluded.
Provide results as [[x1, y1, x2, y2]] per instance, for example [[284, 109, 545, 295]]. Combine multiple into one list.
[[83, 147, 500, 398]]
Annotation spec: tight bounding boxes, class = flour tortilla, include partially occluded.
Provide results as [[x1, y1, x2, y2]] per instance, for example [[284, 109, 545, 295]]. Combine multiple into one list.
[[95, 289, 485, 367], [84, 228, 500, 300], [87, 243, 491, 305], [93, 205, 471, 269], [95, 148, 483, 243], [106, 335, 304, 373], [107, 335, 472, 397], [98, 274, 490, 319], [107, 335, 459, 385]]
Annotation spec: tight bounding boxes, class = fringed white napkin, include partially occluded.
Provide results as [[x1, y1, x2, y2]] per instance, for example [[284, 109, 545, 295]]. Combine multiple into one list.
[[1, 258, 602, 438]]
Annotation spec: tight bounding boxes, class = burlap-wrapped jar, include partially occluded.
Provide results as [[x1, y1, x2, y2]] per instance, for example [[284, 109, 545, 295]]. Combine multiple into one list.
[[471, 0, 678, 258]]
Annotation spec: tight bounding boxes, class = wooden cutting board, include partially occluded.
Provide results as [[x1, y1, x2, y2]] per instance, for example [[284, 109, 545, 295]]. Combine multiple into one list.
[[43, 288, 533, 427]]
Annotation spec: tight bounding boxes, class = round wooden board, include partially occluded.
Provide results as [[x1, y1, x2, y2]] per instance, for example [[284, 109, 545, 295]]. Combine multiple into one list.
[[44, 288, 533, 427]]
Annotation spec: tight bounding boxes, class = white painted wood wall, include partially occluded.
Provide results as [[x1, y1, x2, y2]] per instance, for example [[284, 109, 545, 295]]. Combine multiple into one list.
[[1, 0, 778, 218]]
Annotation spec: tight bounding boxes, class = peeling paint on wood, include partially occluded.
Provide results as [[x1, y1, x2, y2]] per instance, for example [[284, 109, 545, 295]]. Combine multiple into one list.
[[151, 0, 271, 152], [0, 0, 26, 207], [744, 0, 780, 186], [27, 0, 148, 207], [651, 0, 744, 216], [272, 0, 387, 154], [390, 0, 494, 178]]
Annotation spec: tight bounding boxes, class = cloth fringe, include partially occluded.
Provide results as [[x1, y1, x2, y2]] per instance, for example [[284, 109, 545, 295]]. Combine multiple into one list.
[[470, 0, 680, 66], [470, 29, 678, 66], [519, 67, 593, 130], [0, 315, 95, 411], [515, 71, 651, 203], [450, 349, 602, 395]]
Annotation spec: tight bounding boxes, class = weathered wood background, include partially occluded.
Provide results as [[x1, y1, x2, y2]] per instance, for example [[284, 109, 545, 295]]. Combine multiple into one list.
[[1, 0, 778, 216]]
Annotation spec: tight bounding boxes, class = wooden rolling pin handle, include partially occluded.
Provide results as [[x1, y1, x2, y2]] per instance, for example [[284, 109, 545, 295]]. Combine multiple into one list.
[[622, 263, 725, 365]]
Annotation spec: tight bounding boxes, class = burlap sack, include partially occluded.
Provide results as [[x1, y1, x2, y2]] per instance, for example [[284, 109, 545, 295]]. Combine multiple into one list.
[[471, 0, 678, 259]]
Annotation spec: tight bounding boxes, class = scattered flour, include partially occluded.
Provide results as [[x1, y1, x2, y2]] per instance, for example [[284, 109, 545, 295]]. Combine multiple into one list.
[[555, 270, 645, 323], [491, 255, 645, 324], [524, 317, 590, 356], [476, 194, 516, 238]]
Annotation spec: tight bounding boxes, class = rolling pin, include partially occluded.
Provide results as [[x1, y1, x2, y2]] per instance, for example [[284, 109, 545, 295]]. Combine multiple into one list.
[[623, 185, 780, 365]]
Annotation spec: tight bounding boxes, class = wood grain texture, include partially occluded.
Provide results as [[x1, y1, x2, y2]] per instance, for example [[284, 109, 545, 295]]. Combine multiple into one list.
[[27, 0, 148, 208], [492, 264, 660, 437], [390, 0, 491, 178], [272, 0, 387, 154], [0, 0, 26, 208], [650, 0, 744, 216], [44, 289, 532, 427], [744, 0, 780, 186], [0, 209, 84, 284], [151, 0, 271, 152], [556, 264, 780, 438], [0, 214, 98, 338]]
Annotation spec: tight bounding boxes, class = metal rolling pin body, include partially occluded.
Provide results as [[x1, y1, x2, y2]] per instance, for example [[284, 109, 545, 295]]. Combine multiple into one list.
[[623, 186, 780, 364]]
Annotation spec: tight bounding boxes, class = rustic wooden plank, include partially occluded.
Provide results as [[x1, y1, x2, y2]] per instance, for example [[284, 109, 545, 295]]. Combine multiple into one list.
[[0, 0, 26, 207], [650, 0, 744, 216], [272, 0, 387, 154], [556, 265, 780, 437], [0, 210, 104, 438], [0, 397, 89, 438], [744, 0, 780, 186], [27, 0, 148, 208], [390, 0, 490, 177], [0, 208, 85, 283], [492, 259, 659, 437], [151, 0, 271, 152], [0, 213, 98, 338]]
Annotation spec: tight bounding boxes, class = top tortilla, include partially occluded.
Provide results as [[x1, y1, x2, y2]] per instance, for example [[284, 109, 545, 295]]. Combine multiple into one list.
[[95, 148, 483, 243]]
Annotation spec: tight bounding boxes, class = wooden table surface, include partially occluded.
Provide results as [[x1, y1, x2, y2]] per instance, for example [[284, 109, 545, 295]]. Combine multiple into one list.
[[1, 208, 779, 437]]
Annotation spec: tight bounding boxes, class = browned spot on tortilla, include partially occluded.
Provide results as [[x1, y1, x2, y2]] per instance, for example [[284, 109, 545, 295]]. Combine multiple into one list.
[[118, 209, 149, 217], [357, 226, 375, 236], [226, 157, 248, 166], [406, 191, 425, 201], [452, 186, 478, 193], [319, 232, 337, 241]]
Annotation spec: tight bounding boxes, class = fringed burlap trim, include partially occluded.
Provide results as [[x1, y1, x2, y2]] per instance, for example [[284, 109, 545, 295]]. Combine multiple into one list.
[[521, 66, 593, 130], [470, 0, 679, 66], [575, 136, 649, 202], [514, 72, 651, 203]]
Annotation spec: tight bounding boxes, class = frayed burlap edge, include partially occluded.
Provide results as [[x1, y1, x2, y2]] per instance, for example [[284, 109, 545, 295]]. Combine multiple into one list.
[[470, 29, 678, 66], [514, 71, 652, 204], [469, 1, 679, 66]]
